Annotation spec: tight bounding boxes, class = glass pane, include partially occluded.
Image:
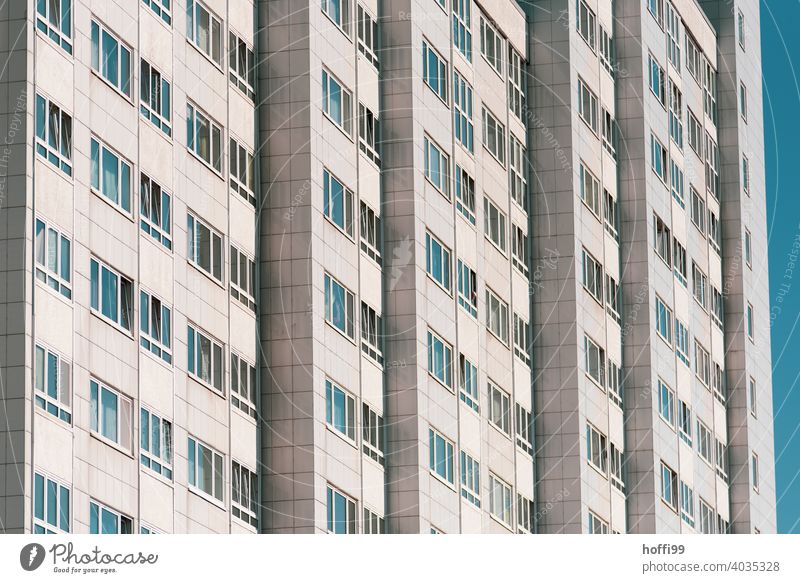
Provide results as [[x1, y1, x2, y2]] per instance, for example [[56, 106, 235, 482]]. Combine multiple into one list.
[[101, 387, 118, 442]]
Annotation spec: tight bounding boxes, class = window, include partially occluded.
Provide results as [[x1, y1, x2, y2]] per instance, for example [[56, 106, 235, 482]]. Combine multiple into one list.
[[455, 165, 476, 224], [699, 499, 715, 534], [599, 26, 614, 75], [424, 136, 450, 196], [322, 0, 351, 36], [484, 198, 507, 252], [453, 0, 472, 61], [656, 296, 673, 345], [660, 461, 678, 511], [704, 61, 717, 124], [716, 438, 729, 482], [516, 403, 533, 454], [480, 15, 503, 74], [577, 1, 596, 49], [488, 381, 511, 435], [697, 420, 713, 465], [34, 218, 72, 299], [324, 273, 356, 340], [518, 494, 534, 533], [678, 400, 692, 446], [486, 288, 509, 344], [90, 136, 132, 214], [186, 103, 223, 172], [513, 313, 531, 367], [36, 0, 72, 53], [186, 0, 223, 65], [691, 187, 706, 234], [35, 93, 72, 176], [144, 0, 171, 25], [427, 329, 453, 388], [140, 60, 171, 136], [512, 224, 528, 276], [740, 82, 748, 122], [453, 71, 474, 152], [588, 511, 609, 534], [360, 202, 381, 264], [582, 248, 603, 304], [140, 174, 172, 250], [711, 286, 724, 330], [323, 168, 355, 237], [604, 190, 619, 240], [426, 231, 452, 291], [358, 103, 381, 165], [747, 303, 755, 340], [658, 379, 675, 427], [686, 34, 702, 84], [708, 210, 721, 254], [488, 474, 512, 526], [692, 262, 707, 308], [361, 302, 383, 364], [752, 452, 759, 491], [140, 407, 173, 479], [326, 485, 357, 533], [457, 259, 478, 317], [695, 341, 711, 387], [357, 4, 379, 68], [666, 3, 681, 69], [607, 358, 623, 408], [482, 107, 506, 164], [651, 134, 668, 183], [654, 214, 671, 266], [738, 10, 746, 49], [362, 403, 385, 464], [578, 77, 598, 133], [89, 501, 132, 534], [648, 54, 666, 107], [188, 436, 224, 502], [606, 273, 621, 324], [586, 423, 608, 474], [742, 155, 750, 195], [91, 20, 132, 97], [187, 324, 224, 392], [422, 41, 448, 102], [330, 382, 367, 447], [322, 69, 353, 135], [230, 245, 257, 311], [363, 508, 385, 534], [140, 290, 172, 363], [460, 451, 481, 507], [688, 109, 702, 155], [90, 257, 133, 332], [232, 462, 258, 527], [648, 0, 664, 27], [744, 229, 752, 268], [712, 362, 725, 404], [673, 238, 687, 285], [705, 133, 719, 199], [680, 481, 695, 527], [187, 213, 224, 282], [459, 354, 479, 412], [749, 377, 757, 417], [509, 135, 527, 210], [33, 472, 70, 534], [34, 344, 71, 423], [230, 137, 256, 206], [580, 162, 601, 216], [229, 31, 255, 99], [429, 427, 454, 483], [669, 82, 683, 148], [602, 108, 616, 157], [229, 352, 257, 419], [508, 47, 526, 121], [675, 319, 690, 367], [610, 443, 624, 492], [90, 379, 132, 450], [584, 335, 605, 387]]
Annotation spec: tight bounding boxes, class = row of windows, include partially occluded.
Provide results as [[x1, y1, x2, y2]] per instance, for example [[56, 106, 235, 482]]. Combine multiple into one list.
[[659, 459, 731, 532], [583, 335, 624, 409], [586, 423, 625, 494]]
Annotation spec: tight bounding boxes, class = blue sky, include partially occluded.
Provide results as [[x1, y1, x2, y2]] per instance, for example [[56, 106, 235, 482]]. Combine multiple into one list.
[[762, 0, 800, 533]]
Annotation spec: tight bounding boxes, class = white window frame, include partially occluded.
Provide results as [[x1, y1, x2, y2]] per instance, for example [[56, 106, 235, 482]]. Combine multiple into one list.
[[422, 40, 448, 102], [424, 135, 451, 198], [460, 450, 481, 507], [488, 380, 511, 436], [577, 0, 596, 49], [427, 328, 453, 388], [357, 3, 379, 68], [579, 162, 601, 217], [362, 402, 385, 465], [425, 231, 452, 292], [482, 106, 506, 165], [188, 435, 225, 503], [360, 201, 382, 265], [584, 335, 605, 388], [35, 93, 73, 176], [660, 461, 678, 511], [231, 352, 257, 419], [360, 301, 383, 365], [455, 165, 476, 224], [658, 378, 675, 427], [484, 197, 507, 253], [230, 136, 256, 206], [326, 484, 357, 533], [453, 71, 474, 153], [695, 340, 711, 387], [90, 135, 132, 215], [33, 471, 70, 534], [453, 0, 472, 62], [480, 15, 503, 75], [90, 19, 133, 98], [648, 53, 666, 107], [232, 460, 259, 527], [186, 102, 223, 173], [486, 288, 509, 345], [515, 403, 533, 455], [322, 68, 354, 136], [230, 244, 257, 312], [429, 427, 455, 484], [187, 323, 225, 393], [140, 406, 173, 480], [358, 102, 381, 165], [90, 256, 134, 333], [186, 0, 223, 66], [488, 473, 513, 527], [36, 0, 73, 53], [578, 77, 599, 134], [655, 295, 673, 345], [187, 212, 224, 283], [140, 289, 172, 364], [229, 30, 255, 99], [34, 343, 72, 424], [582, 248, 603, 304], [323, 168, 355, 238], [90, 378, 133, 451], [586, 423, 608, 475], [34, 217, 72, 299], [457, 259, 478, 318], [140, 173, 172, 250], [140, 59, 172, 136], [322, 0, 352, 37], [89, 500, 132, 534], [324, 272, 356, 340], [459, 353, 479, 412], [513, 313, 531, 367]]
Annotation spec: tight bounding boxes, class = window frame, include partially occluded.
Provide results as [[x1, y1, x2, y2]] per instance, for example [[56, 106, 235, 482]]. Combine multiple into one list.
[[140, 289, 172, 364], [427, 328, 454, 389], [230, 351, 258, 419], [187, 212, 224, 283], [90, 256, 134, 333], [228, 30, 256, 100], [324, 272, 356, 341], [139, 406, 174, 480], [429, 427, 455, 484], [89, 378, 133, 452], [187, 435, 225, 503], [140, 58, 172, 136], [323, 168, 355, 238], [186, 0, 224, 67], [322, 68, 354, 136], [90, 18, 133, 99], [89, 500, 132, 534], [33, 471, 71, 534], [186, 102, 224, 174], [34, 343, 72, 424], [187, 323, 225, 393], [140, 174, 173, 250], [485, 287, 509, 345], [34, 216, 72, 299], [232, 460, 259, 527]]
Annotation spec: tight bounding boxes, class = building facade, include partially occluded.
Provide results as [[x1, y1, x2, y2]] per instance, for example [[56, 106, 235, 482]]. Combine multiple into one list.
[[0, 0, 775, 534]]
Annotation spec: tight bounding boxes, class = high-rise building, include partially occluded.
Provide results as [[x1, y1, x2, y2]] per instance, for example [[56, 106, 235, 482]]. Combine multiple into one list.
[[0, 0, 775, 534]]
